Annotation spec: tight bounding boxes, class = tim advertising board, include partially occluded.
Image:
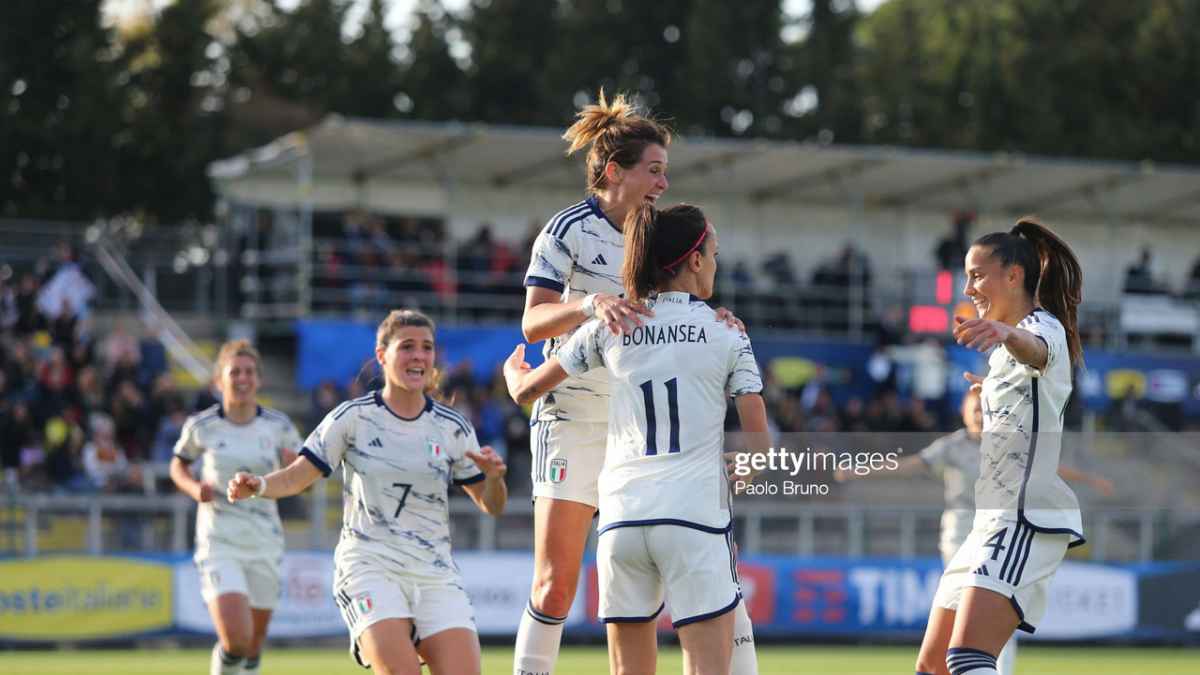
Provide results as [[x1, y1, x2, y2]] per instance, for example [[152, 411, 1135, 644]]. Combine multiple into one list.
[[0, 556, 172, 641]]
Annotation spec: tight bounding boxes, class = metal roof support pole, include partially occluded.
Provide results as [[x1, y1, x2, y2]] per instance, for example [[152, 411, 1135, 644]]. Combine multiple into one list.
[[297, 148, 314, 318]]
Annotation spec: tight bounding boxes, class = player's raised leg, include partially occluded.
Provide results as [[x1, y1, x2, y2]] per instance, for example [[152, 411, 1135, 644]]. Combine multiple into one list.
[[514, 496, 595, 675], [945, 587, 1019, 675], [207, 593, 252, 675], [357, 618, 423, 675]]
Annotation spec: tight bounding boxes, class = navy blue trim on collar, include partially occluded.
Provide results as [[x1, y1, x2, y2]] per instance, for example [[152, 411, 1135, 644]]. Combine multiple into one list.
[[216, 405, 263, 420], [586, 195, 622, 234], [373, 390, 434, 421]]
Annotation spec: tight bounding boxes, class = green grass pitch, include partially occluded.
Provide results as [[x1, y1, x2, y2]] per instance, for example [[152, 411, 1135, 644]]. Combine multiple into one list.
[[4, 645, 1198, 674]]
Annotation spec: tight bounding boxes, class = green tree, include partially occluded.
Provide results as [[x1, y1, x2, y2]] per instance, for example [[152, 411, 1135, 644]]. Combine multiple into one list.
[[458, 0, 560, 124], [118, 0, 227, 221], [341, 0, 404, 117], [400, 1, 471, 120], [0, 1, 127, 218]]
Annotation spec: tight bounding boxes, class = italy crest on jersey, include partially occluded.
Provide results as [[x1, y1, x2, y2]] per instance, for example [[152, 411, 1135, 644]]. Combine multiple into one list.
[[427, 439, 443, 459], [355, 594, 373, 615], [549, 458, 567, 483]]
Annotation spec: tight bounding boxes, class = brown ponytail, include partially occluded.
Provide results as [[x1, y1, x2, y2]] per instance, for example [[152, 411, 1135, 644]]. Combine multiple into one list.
[[622, 202, 709, 301], [974, 218, 1084, 367], [562, 89, 672, 194]]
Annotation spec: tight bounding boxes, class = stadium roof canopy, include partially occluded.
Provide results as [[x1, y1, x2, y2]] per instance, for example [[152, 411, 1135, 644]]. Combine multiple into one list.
[[210, 115, 1200, 224]]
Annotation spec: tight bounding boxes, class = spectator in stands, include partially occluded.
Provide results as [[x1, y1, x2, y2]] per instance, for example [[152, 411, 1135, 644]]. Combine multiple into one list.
[[1123, 246, 1160, 294], [14, 273, 42, 336], [150, 398, 187, 464], [1185, 255, 1200, 299], [36, 244, 94, 321], [935, 211, 974, 271], [0, 276, 18, 333], [101, 322, 141, 379], [309, 379, 343, 431], [110, 379, 151, 460], [44, 412, 86, 491], [83, 413, 141, 493], [32, 346, 78, 425]]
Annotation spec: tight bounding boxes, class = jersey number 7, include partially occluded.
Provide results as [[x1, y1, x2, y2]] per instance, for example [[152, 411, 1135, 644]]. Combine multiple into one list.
[[639, 378, 681, 456], [392, 482, 413, 517]]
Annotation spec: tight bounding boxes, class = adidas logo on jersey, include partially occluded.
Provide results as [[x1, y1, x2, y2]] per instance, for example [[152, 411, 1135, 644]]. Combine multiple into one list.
[[973, 565, 989, 576], [369, 437, 383, 448], [591, 253, 608, 266]]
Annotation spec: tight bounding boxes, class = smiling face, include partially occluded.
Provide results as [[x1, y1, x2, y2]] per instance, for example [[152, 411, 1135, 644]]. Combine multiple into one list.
[[217, 354, 260, 408], [963, 244, 1022, 321], [609, 143, 669, 209], [377, 326, 436, 393]]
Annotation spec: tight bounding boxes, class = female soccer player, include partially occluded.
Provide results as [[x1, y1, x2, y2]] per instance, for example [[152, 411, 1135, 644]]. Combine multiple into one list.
[[915, 218, 1086, 675], [506, 203, 769, 675], [837, 388, 1111, 675], [171, 339, 303, 675], [517, 90, 758, 675], [227, 310, 507, 675]]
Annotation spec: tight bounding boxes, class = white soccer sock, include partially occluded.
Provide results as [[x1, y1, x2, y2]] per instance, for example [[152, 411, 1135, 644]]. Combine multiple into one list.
[[730, 599, 759, 675], [211, 643, 245, 675], [513, 601, 566, 675], [241, 654, 260, 674], [996, 635, 1017, 675]]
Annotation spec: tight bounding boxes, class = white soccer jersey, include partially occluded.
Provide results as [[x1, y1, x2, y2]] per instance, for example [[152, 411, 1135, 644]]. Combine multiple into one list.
[[976, 309, 1083, 545], [919, 429, 980, 554], [558, 291, 764, 533], [300, 392, 485, 585], [524, 196, 626, 424], [174, 405, 302, 562]]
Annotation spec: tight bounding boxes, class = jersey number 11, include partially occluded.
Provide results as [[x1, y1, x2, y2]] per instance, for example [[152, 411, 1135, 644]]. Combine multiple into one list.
[[639, 378, 681, 456]]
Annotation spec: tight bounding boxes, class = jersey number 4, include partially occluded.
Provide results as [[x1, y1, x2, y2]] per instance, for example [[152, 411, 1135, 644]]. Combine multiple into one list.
[[983, 528, 1008, 561], [392, 483, 413, 517], [639, 378, 681, 455]]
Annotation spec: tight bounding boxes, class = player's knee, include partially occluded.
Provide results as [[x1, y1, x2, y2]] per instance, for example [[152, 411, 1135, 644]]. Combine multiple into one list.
[[221, 633, 253, 658], [530, 575, 575, 617]]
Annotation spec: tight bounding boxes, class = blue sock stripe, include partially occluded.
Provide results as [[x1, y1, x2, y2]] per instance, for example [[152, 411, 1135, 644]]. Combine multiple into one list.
[[526, 600, 567, 625], [244, 655, 260, 670], [947, 646, 997, 675], [218, 647, 243, 665]]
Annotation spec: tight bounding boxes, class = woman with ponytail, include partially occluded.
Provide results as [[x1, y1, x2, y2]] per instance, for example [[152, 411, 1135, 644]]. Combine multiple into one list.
[[506, 203, 768, 675], [228, 310, 507, 675], [517, 93, 757, 674], [916, 218, 1086, 675]]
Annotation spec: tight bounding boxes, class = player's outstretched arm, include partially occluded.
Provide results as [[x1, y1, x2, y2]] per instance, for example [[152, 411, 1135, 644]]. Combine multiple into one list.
[[523, 287, 651, 341], [503, 344, 571, 405], [228, 454, 322, 502], [169, 456, 212, 503], [463, 445, 508, 516], [1058, 464, 1115, 496], [953, 315, 1048, 369]]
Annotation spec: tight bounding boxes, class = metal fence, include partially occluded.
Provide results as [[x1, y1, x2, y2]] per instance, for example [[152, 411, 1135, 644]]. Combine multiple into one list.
[[0, 487, 1179, 564]]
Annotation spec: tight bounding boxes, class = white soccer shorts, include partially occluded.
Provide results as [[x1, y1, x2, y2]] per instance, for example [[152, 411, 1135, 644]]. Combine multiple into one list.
[[598, 524, 741, 628], [196, 557, 281, 610], [333, 568, 476, 668], [530, 419, 607, 508], [933, 516, 1070, 633]]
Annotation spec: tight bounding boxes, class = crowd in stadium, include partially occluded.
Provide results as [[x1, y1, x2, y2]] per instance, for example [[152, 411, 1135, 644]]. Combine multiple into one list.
[[4, 222, 1183, 496]]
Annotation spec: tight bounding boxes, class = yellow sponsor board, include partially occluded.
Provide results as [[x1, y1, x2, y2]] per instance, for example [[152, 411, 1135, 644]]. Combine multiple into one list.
[[0, 556, 172, 640]]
